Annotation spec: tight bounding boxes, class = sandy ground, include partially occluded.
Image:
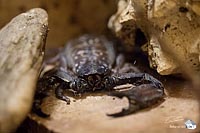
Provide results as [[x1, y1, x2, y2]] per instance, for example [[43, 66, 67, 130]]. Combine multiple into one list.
[[26, 78, 199, 133]]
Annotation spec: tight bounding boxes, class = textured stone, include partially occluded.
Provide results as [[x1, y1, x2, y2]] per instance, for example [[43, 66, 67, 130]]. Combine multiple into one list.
[[108, 0, 200, 75], [0, 8, 48, 132]]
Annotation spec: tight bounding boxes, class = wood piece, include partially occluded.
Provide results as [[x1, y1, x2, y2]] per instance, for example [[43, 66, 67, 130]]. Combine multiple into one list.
[[0, 8, 48, 132]]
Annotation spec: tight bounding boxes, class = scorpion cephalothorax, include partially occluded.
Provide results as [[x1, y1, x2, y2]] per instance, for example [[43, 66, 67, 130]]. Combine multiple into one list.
[[33, 34, 164, 117]]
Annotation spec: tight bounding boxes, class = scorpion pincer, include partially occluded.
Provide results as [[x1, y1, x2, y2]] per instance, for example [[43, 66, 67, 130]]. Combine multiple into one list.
[[33, 34, 164, 117]]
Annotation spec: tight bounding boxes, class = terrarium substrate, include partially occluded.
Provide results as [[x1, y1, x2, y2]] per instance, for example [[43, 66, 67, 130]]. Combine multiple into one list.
[[19, 77, 199, 133]]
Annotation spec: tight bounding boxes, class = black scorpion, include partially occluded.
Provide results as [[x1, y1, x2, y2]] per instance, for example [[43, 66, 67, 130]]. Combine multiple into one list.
[[33, 34, 164, 117]]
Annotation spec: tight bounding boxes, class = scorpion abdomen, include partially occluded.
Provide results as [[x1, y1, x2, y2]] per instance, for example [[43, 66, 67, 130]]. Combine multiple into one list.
[[64, 35, 115, 76]]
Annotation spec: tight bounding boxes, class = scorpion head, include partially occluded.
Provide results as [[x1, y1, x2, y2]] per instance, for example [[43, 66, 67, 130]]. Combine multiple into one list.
[[71, 62, 112, 92], [70, 74, 114, 93], [70, 78, 89, 93]]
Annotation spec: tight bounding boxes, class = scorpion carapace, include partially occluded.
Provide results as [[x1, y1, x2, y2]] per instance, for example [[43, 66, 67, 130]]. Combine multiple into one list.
[[33, 34, 164, 117]]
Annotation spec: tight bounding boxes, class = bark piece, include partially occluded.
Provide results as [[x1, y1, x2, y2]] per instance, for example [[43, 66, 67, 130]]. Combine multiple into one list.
[[0, 8, 48, 132]]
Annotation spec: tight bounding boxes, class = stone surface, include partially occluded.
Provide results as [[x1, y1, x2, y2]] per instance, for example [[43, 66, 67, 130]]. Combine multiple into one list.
[[148, 0, 200, 75], [108, 0, 200, 75], [0, 8, 48, 132], [108, 0, 137, 51], [23, 78, 199, 133]]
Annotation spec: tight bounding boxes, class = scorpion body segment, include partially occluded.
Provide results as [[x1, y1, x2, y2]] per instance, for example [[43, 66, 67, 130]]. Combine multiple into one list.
[[34, 34, 165, 117], [63, 35, 115, 92], [65, 35, 115, 74]]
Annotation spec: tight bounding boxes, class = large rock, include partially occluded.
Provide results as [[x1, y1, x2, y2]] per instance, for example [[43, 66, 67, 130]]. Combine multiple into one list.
[[108, 0, 200, 75], [0, 8, 48, 132]]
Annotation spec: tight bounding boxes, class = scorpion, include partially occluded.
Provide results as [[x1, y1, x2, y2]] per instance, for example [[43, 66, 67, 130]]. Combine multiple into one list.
[[33, 34, 164, 117]]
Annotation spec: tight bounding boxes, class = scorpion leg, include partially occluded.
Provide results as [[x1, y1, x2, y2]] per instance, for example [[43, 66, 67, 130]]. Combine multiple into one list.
[[33, 68, 74, 117], [117, 63, 140, 73], [41, 52, 68, 73], [55, 82, 70, 104], [53, 68, 75, 104], [115, 54, 125, 69], [108, 73, 164, 117], [33, 69, 59, 117], [113, 54, 139, 73]]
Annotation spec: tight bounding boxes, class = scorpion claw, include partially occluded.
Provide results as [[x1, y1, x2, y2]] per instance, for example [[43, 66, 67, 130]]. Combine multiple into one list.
[[108, 84, 164, 117], [108, 92, 124, 99], [108, 91, 140, 117], [107, 106, 139, 117]]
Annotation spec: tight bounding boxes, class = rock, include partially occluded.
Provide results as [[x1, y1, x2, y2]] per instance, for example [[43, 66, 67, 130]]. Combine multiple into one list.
[[148, 0, 200, 75], [0, 8, 48, 132], [108, 0, 200, 75], [108, 0, 137, 51]]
